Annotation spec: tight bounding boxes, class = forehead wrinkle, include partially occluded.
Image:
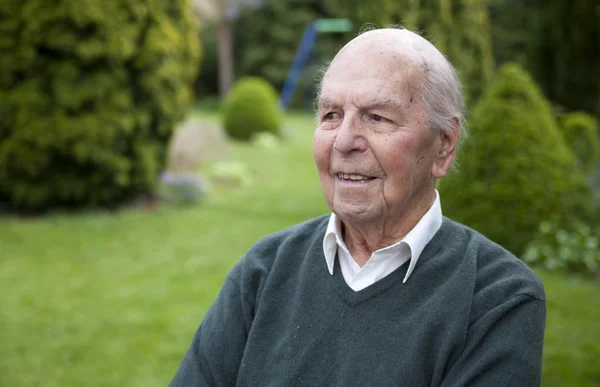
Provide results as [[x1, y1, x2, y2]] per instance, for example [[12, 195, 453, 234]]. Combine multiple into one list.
[[324, 32, 431, 98], [320, 78, 411, 104], [324, 54, 426, 104]]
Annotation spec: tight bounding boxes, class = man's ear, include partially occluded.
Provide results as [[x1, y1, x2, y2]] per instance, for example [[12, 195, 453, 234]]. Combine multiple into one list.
[[431, 117, 460, 179]]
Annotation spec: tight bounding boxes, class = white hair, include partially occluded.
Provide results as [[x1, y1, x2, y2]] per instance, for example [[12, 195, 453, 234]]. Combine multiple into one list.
[[316, 26, 466, 137], [405, 30, 466, 136]]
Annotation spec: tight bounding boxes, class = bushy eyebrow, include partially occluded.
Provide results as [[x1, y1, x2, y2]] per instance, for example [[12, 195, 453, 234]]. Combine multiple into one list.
[[317, 97, 336, 111], [360, 98, 404, 112], [317, 97, 404, 112]]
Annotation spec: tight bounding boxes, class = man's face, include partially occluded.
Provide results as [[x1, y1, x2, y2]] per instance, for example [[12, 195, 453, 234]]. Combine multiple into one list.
[[313, 40, 447, 225]]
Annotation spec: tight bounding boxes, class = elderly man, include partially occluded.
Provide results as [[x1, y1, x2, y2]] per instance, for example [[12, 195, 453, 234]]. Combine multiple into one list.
[[170, 28, 546, 386]]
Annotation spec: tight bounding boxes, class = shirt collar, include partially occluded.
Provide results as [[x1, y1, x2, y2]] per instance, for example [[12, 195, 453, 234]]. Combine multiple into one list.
[[322, 190, 443, 283]]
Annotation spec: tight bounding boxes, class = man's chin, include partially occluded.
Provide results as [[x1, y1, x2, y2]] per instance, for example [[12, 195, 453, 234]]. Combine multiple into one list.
[[333, 204, 379, 225]]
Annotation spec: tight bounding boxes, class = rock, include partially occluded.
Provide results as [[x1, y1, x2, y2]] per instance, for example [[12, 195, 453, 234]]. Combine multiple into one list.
[[167, 119, 229, 172], [157, 171, 205, 206]]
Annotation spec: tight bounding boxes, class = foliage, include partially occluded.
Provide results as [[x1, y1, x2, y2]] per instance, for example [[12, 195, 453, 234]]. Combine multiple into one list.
[[488, 0, 534, 66], [191, 0, 263, 97], [194, 23, 247, 98], [445, 0, 495, 104], [197, 0, 494, 107], [559, 112, 600, 174], [194, 26, 220, 97], [489, 0, 599, 118], [0, 112, 599, 387], [439, 63, 592, 256], [523, 219, 600, 276], [0, 0, 201, 211], [526, 0, 600, 119], [236, 0, 332, 94], [221, 76, 282, 140]]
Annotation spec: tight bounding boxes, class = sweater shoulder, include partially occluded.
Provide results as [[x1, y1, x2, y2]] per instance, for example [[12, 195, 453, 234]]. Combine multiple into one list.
[[247, 214, 329, 260], [442, 218, 545, 317], [227, 215, 329, 287]]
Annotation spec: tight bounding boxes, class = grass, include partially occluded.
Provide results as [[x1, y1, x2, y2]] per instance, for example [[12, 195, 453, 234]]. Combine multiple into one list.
[[0, 112, 598, 386], [538, 270, 600, 386]]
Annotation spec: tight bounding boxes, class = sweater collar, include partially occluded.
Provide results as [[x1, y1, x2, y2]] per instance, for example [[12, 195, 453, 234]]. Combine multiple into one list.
[[322, 190, 443, 283]]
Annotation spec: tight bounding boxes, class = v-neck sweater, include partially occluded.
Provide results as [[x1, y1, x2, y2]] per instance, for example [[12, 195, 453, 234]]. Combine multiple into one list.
[[170, 215, 546, 387]]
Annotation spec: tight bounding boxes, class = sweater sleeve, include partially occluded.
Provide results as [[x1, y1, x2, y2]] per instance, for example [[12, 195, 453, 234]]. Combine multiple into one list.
[[169, 272, 253, 387], [440, 294, 546, 387]]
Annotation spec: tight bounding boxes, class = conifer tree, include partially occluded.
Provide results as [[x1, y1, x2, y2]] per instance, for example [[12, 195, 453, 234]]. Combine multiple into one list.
[[439, 64, 591, 255]]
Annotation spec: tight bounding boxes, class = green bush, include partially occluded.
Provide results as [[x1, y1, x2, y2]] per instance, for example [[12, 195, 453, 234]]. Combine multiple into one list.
[[0, 0, 201, 211], [522, 219, 599, 276], [559, 111, 600, 174], [438, 63, 592, 255], [221, 77, 282, 141]]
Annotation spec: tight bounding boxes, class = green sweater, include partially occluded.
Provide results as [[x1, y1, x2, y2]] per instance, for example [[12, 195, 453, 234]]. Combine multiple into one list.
[[170, 216, 546, 386]]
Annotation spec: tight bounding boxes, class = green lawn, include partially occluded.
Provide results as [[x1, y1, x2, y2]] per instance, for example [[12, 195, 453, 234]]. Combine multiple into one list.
[[1, 112, 598, 386]]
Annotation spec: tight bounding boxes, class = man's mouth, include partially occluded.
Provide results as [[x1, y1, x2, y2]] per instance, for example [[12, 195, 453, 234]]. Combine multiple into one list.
[[336, 173, 375, 181]]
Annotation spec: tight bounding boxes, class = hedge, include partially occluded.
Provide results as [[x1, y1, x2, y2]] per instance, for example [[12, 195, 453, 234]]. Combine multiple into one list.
[[0, 0, 201, 211]]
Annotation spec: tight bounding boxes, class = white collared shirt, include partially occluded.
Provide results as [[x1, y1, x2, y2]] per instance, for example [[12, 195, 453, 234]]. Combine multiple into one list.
[[322, 190, 443, 291]]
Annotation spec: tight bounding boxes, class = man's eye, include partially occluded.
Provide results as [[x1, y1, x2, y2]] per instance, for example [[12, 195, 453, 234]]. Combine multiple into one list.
[[369, 114, 385, 123], [323, 112, 338, 121]]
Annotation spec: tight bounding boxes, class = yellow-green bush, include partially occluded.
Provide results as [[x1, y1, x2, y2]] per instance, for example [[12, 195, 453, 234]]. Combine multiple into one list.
[[559, 112, 600, 174], [221, 77, 282, 141], [439, 63, 592, 255], [0, 0, 201, 211]]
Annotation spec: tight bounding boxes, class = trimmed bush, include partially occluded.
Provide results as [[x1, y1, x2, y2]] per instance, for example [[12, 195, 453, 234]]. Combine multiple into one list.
[[438, 63, 592, 255], [221, 77, 282, 141], [0, 0, 201, 211], [559, 112, 600, 174]]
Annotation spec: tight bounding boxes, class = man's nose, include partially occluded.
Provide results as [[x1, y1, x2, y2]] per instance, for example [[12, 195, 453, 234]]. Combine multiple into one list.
[[333, 114, 367, 154]]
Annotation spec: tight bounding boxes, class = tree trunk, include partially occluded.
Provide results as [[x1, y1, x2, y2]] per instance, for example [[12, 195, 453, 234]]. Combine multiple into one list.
[[217, 20, 234, 98]]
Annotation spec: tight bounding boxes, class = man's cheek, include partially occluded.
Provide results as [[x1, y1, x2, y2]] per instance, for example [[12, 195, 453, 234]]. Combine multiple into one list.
[[313, 146, 332, 170]]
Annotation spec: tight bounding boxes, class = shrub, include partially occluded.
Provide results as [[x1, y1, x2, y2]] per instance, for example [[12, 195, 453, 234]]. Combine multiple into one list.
[[0, 0, 201, 211], [559, 111, 600, 174], [438, 63, 592, 255], [221, 77, 282, 141], [523, 220, 599, 276]]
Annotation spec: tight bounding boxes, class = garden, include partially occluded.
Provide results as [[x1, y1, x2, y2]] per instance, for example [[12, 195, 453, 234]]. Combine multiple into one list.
[[1, 0, 599, 386], [1, 111, 599, 386]]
